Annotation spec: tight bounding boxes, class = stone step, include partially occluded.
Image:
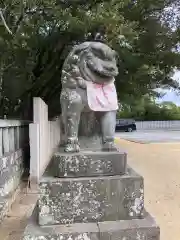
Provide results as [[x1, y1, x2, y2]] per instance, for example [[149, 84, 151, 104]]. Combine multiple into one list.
[[38, 167, 144, 226], [49, 150, 127, 178], [23, 206, 160, 240]]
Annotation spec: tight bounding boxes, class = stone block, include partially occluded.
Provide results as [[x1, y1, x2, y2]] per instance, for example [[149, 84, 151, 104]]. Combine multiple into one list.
[[99, 215, 160, 240], [0, 149, 23, 198], [0, 181, 22, 224], [0, 149, 22, 173], [38, 167, 144, 226], [0, 197, 7, 223], [50, 150, 127, 177], [0, 159, 22, 188], [23, 206, 160, 240], [0, 168, 22, 197]]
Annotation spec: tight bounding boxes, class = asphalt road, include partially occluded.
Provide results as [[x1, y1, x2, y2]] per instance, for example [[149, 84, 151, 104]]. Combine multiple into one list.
[[115, 130, 180, 143]]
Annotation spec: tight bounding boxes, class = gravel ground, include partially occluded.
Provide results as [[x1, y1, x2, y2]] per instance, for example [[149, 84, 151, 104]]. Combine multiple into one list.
[[116, 138, 180, 240], [116, 130, 180, 143]]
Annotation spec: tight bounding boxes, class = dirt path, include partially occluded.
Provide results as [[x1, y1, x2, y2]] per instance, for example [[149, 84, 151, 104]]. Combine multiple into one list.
[[116, 139, 180, 240], [0, 185, 38, 240]]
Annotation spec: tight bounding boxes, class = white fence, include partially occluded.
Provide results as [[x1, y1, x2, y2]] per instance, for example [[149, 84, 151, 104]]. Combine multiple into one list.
[[30, 98, 61, 182], [136, 121, 180, 130]]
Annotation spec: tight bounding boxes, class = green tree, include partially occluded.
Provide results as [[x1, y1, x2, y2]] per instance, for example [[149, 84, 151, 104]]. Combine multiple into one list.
[[118, 96, 180, 120], [0, 0, 180, 118]]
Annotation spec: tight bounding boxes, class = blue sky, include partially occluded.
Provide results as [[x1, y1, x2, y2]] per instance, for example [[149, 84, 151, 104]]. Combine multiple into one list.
[[157, 71, 180, 105]]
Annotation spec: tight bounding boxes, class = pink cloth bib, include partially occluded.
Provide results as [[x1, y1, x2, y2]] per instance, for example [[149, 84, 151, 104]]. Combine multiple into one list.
[[86, 81, 118, 111]]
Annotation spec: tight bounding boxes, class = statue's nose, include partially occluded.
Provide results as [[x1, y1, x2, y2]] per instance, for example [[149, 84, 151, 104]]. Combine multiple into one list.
[[105, 65, 115, 72]]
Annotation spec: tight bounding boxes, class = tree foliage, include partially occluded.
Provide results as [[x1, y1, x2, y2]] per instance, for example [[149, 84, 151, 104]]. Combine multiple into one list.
[[0, 0, 180, 118], [118, 95, 180, 120]]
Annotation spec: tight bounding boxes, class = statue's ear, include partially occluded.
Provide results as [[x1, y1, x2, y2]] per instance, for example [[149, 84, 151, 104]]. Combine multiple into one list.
[[113, 50, 117, 58], [73, 42, 90, 55], [113, 50, 119, 61]]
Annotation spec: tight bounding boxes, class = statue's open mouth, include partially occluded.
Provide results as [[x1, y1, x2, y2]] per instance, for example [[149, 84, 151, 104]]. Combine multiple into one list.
[[79, 50, 118, 84], [80, 61, 114, 84], [93, 68, 116, 79], [86, 58, 118, 79]]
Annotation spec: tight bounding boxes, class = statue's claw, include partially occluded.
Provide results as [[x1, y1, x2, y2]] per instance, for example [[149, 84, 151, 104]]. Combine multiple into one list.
[[64, 139, 80, 153]]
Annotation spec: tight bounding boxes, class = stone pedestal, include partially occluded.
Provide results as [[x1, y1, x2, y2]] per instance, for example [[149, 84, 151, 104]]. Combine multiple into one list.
[[50, 150, 127, 177], [38, 168, 143, 226], [24, 207, 159, 240], [23, 148, 160, 240]]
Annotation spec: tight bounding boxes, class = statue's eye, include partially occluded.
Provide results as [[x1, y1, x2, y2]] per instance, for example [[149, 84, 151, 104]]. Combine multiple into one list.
[[93, 49, 106, 59]]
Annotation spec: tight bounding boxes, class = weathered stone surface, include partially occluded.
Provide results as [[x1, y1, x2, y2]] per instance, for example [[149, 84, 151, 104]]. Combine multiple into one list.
[[79, 136, 101, 149], [0, 167, 22, 197], [0, 159, 23, 196], [60, 42, 119, 153], [0, 149, 24, 223], [99, 213, 160, 240], [23, 206, 160, 240], [0, 176, 22, 224], [0, 197, 7, 223], [0, 149, 22, 173], [38, 167, 144, 226], [51, 150, 127, 177]]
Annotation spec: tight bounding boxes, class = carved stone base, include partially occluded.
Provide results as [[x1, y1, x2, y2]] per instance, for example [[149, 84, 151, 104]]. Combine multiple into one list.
[[49, 150, 127, 178], [38, 167, 144, 226], [23, 206, 160, 240]]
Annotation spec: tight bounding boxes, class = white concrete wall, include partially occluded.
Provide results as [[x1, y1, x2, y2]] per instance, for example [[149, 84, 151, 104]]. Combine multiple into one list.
[[136, 120, 180, 130], [30, 98, 61, 182]]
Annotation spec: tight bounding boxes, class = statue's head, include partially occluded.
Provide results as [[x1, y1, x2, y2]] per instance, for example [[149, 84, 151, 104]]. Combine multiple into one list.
[[73, 42, 119, 84]]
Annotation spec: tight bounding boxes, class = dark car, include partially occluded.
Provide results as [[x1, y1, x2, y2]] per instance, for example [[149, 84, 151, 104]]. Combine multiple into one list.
[[115, 119, 137, 132]]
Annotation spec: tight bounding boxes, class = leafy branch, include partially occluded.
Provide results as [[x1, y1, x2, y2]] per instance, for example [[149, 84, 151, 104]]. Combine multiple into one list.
[[0, 8, 13, 35]]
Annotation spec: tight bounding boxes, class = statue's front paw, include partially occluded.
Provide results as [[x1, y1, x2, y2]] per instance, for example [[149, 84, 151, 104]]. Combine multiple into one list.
[[64, 139, 80, 153], [102, 141, 118, 152]]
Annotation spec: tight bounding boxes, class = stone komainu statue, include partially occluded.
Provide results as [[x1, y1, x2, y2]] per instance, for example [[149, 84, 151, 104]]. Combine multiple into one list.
[[60, 41, 119, 152]]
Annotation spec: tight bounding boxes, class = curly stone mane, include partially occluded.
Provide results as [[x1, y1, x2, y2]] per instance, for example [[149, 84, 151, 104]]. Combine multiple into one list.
[[61, 42, 118, 89]]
